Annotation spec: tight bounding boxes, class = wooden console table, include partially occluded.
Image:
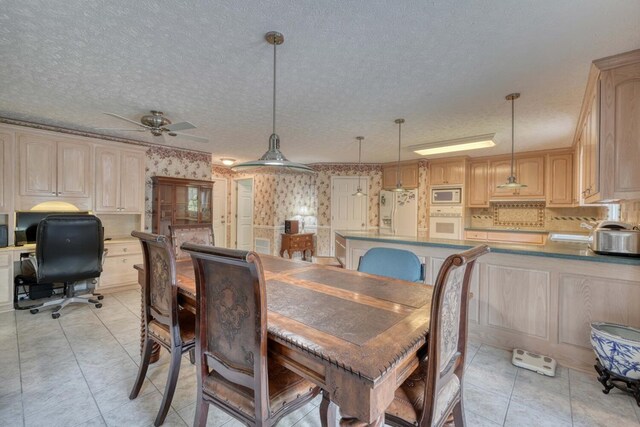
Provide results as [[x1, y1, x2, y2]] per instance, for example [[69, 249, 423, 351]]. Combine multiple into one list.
[[280, 232, 315, 260]]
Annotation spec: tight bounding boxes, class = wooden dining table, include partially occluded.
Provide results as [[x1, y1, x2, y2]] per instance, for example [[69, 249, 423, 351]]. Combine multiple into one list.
[[135, 255, 433, 426]]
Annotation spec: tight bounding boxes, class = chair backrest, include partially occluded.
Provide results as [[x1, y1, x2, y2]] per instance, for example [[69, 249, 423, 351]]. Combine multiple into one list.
[[132, 231, 182, 345], [357, 247, 425, 282], [169, 224, 214, 260], [419, 245, 489, 427], [36, 215, 104, 283], [180, 243, 270, 420]]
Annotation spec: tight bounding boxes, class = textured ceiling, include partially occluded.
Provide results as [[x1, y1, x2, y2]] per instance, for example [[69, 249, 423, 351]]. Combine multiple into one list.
[[1, 1, 639, 165]]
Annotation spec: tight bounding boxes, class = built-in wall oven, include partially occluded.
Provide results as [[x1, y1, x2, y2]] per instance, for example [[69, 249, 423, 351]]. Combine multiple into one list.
[[429, 206, 463, 240], [431, 187, 462, 205]]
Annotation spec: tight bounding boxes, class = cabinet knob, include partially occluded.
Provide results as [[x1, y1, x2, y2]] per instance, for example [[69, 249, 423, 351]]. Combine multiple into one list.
[[122, 258, 127, 263], [123, 248, 127, 252]]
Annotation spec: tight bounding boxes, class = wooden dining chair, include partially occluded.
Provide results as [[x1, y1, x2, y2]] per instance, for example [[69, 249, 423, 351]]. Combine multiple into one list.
[[129, 231, 196, 427], [169, 224, 214, 261], [180, 243, 321, 427], [383, 245, 490, 427]]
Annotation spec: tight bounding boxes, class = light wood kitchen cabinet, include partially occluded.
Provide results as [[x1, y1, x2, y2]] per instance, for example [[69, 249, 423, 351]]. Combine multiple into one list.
[[0, 132, 14, 212], [467, 161, 489, 207], [429, 160, 465, 185], [99, 240, 143, 291], [546, 152, 574, 206], [95, 147, 145, 213], [489, 155, 544, 199], [0, 253, 13, 313], [17, 133, 91, 200], [382, 162, 419, 189]]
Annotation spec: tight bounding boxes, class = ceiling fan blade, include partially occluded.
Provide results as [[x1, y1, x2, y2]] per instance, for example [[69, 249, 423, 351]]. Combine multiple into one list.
[[95, 127, 147, 132], [165, 121, 196, 132], [170, 132, 209, 143], [103, 112, 149, 128]]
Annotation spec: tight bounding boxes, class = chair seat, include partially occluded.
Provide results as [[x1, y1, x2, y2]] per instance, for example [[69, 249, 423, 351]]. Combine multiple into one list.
[[203, 358, 317, 419], [386, 362, 460, 426], [148, 309, 196, 348]]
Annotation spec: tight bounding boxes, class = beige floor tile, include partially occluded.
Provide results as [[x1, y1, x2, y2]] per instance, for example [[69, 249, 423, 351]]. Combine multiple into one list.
[[463, 410, 502, 427], [463, 382, 509, 424], [92, 375, 157, 416], [510, 367, 571, 423], [504, 400, 571, 427], [73, 415, 108, 427], [177, 401, 233, 427], [23, 392, 100, 427], [571, 397, 640, 427], [0, 392, 24, 427], [570, 374, 639, 426], [81, 356, 140, 392], [102, 389, 179, 427]]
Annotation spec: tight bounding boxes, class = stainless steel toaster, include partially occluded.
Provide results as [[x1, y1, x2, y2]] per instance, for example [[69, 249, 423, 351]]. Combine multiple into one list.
[[589, 221, 640, 256]]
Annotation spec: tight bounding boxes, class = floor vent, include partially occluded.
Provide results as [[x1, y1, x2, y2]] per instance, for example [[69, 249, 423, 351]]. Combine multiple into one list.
[[254, 238, 271, 255]]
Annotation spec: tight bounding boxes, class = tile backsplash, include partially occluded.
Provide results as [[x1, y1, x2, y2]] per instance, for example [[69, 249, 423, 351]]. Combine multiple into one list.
[[620, 200, 640, 226]]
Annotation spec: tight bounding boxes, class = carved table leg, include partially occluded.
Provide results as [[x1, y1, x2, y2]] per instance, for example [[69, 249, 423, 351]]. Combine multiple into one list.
[[140, 294, 161, 363]]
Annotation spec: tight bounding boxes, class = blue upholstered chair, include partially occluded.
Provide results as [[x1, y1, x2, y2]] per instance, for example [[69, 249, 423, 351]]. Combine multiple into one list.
[[357, 247, 425, 283]]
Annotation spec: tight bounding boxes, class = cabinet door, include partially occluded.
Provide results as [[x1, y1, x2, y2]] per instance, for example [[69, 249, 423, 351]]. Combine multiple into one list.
[[468, 161, 488, 207], [400, 164, 419, 188], [57, 141, 91, 198], [602, 63, 640, 200], [0, 132, 13, 211], [94, 147, 121, 212], [119, 150, 145, 212], [0, 254, 13, 309], [382, 165, 400, 189], [199, 187, 212, 223], [489, 159, 513, 197], [547, 153, 573, 206], [517, 156, 544, 197], [444, 162, 465, 184], [429, 163, 447, 185], [18, 134, 57, 197]]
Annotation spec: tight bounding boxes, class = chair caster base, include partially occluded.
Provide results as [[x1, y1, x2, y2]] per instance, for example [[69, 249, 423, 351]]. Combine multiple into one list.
[[95, 303, 102, 309], [52, 312, 60, 319], [30, 308, 39, 315], [96, 295, 104, 300]]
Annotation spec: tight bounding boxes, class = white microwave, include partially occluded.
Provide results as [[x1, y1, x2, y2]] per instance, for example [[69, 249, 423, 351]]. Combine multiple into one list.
[[431, 187, 462, 205]]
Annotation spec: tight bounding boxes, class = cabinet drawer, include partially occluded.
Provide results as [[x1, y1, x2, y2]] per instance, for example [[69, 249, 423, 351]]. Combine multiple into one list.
[[0, 253, 10, 268], [105, 242, 141, 257], [100, 254, 143, 288], [465, 231, 487, 241], [486, 232, 546, 245]]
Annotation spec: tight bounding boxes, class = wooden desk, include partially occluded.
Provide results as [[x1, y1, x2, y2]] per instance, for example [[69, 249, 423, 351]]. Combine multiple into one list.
[[136, 255, 432, 426], [279, 232, 315, 260]]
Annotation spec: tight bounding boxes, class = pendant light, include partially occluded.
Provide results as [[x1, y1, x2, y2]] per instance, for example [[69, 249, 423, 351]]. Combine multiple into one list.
[[497, 93, 527, 189], [391, 118, 406, 192], [232, 32, 312, 173], [353, 136, 367, 197]]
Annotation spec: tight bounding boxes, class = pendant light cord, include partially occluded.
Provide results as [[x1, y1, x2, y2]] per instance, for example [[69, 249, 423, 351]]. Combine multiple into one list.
[[397, 121, 402, 186], [272, 41, 277, 135], [510, 96, 515, 178]]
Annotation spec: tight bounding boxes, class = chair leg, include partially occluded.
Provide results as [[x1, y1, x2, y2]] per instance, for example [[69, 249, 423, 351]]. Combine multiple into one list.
[[154, 347, 182, 426], [130, 337, 153, 399], [193, 388, 209, 427], [189, 348, 195, 365], [452, 399, 465, 427], [320, 390, 336, 427]]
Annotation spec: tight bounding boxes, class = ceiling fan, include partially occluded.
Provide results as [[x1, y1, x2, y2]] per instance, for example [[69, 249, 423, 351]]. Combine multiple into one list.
[[97, 110, 208, 142]]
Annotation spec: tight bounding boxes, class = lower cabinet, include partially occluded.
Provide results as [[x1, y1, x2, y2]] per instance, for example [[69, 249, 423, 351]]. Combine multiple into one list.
[[99, 240, 143, 291], [464, 230, 547, 245], [0, 253, 13, 312]]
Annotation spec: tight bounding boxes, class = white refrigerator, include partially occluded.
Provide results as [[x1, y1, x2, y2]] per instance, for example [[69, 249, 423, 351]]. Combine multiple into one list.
[[379, 189, 418, 236]]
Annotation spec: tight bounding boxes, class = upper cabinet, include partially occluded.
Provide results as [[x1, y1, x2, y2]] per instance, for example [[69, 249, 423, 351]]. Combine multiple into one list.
[[467, 161, 489, 207], [489, 155, 544, 199], [0, 132, 14, 212], [575, 49, 640, 203], [17, 132, 92, 210], [382, 162, 419, 189], [95, 146, 145, 213], [429, 160, 465, 185], [546, 151, 574, 206]]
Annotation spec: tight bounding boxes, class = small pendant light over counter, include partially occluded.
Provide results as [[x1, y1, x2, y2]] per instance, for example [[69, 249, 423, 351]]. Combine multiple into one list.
[[232, 32, 313, 173], [392, 118, 406, 192], [497, 93, 527, 189], [353, 136, 367, 197]]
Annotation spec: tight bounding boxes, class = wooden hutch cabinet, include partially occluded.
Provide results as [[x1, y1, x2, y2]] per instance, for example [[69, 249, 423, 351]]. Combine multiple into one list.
[[151, 176, 213, 236]]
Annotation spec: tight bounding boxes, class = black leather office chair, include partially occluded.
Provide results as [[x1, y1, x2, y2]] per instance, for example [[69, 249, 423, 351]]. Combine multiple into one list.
[[25, 215, 105, 319]]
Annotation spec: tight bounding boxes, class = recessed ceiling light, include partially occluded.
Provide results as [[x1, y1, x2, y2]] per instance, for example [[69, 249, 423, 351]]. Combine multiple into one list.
[[221, 158, 236, 166], [409, 134, 496, 156]]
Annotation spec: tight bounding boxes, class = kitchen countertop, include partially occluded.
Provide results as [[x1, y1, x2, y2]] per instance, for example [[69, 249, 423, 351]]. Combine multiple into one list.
[[464, 227, 550, 234], [336, 230, 640, 266]]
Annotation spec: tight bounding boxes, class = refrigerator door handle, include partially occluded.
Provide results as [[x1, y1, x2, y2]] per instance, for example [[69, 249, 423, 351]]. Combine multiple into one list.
[[391, 194, 397, 235]]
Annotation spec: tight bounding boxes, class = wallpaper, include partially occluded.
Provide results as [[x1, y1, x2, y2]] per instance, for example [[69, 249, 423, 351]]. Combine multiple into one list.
[[143, 146, 213, 232]]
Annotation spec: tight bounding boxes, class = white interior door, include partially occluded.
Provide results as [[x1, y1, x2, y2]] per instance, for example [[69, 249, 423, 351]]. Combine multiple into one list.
[[236, 179, 253, 250], [331, 177, 368, 254], [212, 178, 227, 247]]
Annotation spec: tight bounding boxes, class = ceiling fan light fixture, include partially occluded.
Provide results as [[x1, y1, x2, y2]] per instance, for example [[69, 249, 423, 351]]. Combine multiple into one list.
[[352, 136, 367, 197], [497, 93, 527, 189], [410, 134, 496, 156], [232, 32, 313, 174], [220, 158, 236, 166]]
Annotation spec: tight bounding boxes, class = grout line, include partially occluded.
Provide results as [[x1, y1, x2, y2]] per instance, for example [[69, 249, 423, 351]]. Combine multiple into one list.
[[12, 311, 26, 427], [567, 368, 574, 426]]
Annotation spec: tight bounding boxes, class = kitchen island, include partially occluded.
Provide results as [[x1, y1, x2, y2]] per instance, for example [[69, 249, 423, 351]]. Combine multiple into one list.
[[335, 230, 640, 372]]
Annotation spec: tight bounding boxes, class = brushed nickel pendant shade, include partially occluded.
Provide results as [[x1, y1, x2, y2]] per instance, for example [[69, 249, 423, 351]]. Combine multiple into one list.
[[353, 136, 367, 197], [498, 93, 527, 189], [391, 118, 407, 192], [232, 32, 312, 173]]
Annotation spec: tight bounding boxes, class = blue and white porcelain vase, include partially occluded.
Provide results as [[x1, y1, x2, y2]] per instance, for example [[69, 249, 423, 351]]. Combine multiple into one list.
[[590, 322, 640, 380]]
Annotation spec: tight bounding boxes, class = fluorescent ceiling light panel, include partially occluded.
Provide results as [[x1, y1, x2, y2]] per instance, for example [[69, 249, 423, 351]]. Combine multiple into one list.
[[410, 134, 496, 156]]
